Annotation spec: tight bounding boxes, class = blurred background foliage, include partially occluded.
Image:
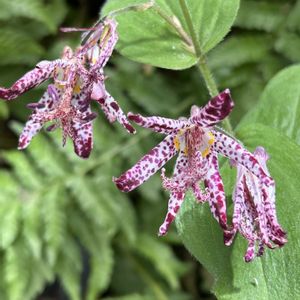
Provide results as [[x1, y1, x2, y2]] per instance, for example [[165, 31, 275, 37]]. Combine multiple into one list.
[[0, 0, 299, 299]]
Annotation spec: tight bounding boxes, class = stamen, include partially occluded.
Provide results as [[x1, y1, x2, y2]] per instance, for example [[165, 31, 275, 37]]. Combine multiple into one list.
[[26, 103, 45, 110], [174, 136, 180, 151]]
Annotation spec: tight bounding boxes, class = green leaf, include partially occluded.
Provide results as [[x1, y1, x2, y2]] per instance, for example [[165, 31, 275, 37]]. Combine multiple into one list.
[[176, 124, 300, 299], [239, 64, 300, 144], [102, 0, 240, 69]]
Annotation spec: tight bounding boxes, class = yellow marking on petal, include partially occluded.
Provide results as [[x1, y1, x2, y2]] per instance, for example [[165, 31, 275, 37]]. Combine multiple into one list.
[[92, 57, 97, 64], [55, 83, 64, 90], [201, 147, 210, 158], [208, 131, 215, 145], [74, 84, 81, 94], [174, 136, 180, 151], [184, 146, 188, 156]]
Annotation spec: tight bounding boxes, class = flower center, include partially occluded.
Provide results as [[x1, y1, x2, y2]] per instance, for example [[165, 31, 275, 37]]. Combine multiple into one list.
[[174, 126, 215, 157]]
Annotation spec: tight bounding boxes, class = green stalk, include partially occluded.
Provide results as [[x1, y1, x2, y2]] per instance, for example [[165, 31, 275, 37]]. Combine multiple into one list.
[[178, 0, 202, 57], [152, 4, 193, 47], [178, 0, 233, 133]]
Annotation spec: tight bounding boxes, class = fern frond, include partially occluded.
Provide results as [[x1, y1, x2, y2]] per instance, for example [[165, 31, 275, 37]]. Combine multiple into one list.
[[42, 184, 67, 266], [0, 0, 60, 32], [208, 35, 272, 70], [235, 1, 286, 32], [134, 234, 187, 290], [55, 236, 82, 300], [23, 194, 43, 259], [275, 32, 300, 63], [0, 28, 44, 66], [287, 0, 300, 33], [4, 239, 31, 300], [0, 200, 21, 249], [2, 150, 42, 190]]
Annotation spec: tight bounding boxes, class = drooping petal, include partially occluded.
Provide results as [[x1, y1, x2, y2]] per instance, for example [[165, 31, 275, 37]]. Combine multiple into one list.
[[91, 82, 135, 133], [158, 150, 189, 235], [114, 135, 177, 192], [227, 146, 287, 261], [158, 191, 185, 236], [72, 120, 93, 159], [18, 86, 62, 149], [204, 153, 228, 230], [127, 112, 189, 134], [244, 241, 256, 262], [253, 147, 287, 245], [0, 60, 65, 100], [213, 131, 274, 187], [190, 89, 234, 127]]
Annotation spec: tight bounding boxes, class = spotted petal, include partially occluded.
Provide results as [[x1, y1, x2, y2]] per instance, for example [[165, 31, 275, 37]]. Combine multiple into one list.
[[158, 150, 189, 235], [190, 89, 234, 127], [204, 153, 227, 230], [114, 135, 177, 192], [72, 120, 93, 159], [91, 82, 135, 134], [18, 87, 62, 149], [90, 18, 118, 71], [128, 113, 189, 134], [253, 147, 287, 243], [225, 147, 287, 261], [158, 191, 185, 236], [213, 131, 273, 187], [0, 60, 65, 101]]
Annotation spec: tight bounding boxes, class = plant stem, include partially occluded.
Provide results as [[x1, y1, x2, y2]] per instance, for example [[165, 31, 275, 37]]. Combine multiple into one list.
[[152, 4, 193, 47], [197, 56, 219, 97], [178, 0, 201, 57], [178, 0, 233, 134], [198, 58, 233, 133]]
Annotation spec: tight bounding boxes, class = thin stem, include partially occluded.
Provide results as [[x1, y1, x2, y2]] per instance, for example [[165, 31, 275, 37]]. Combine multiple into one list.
[[178, 0, 202, 57], [197, 57, 218, 97], [152, 4, 193, 48], [178, 0, 233, 134], [198, 58, 233, 133]]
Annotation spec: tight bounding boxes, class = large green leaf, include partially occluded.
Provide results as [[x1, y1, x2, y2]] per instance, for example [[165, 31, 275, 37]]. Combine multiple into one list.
[[238, 65, 300, 144], [176, 124, 300, 299], [102, 0, 240, 69]]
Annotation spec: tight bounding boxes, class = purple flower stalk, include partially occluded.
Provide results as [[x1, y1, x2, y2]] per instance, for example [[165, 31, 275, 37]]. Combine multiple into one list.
[[114, 90, 273, 237], [224, 147, 287, 262], [0, 18, 135, 158]]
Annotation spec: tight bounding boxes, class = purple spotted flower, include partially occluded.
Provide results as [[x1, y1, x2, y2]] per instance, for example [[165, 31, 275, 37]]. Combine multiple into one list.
[[224, 147, 287, 262], [114, 90, 273, 235], [0, 18, 134, 158]]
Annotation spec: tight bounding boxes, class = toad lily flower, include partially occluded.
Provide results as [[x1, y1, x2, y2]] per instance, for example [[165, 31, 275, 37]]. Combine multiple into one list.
[[224, 147, 287, 262], [114, 90, 273, 235], [0, 18, 134, 158]]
